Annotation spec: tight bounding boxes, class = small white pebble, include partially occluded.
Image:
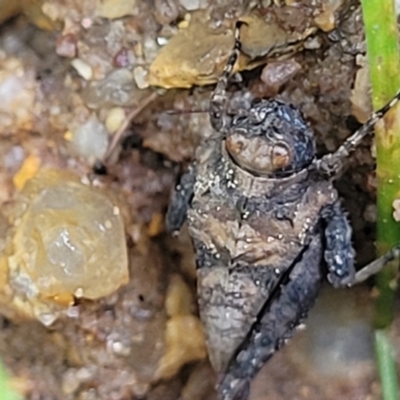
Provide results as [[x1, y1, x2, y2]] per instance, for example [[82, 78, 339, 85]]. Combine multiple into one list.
[[133, 66, 149, 89], [50, 105, 61, 115], [80, 175, 90, 185], [37, 312, 58, 327], [296, 323, 307, 331], [71, 58, 93, 80], [105, 107, 125, 133], [179, 0, 200, 10], [76, 367, 94, 381], [81, 18, 93, 29], [156, 37, 169, 46], [72, 115, 109, 161], [66, 306, 80, 318], [111, 341, 131, 356]]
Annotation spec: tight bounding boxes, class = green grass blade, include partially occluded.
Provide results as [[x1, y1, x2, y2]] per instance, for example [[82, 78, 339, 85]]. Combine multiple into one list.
[[375, 329, 399, 400], [0, 362, 22, 400], [360, 0, 400, 398]]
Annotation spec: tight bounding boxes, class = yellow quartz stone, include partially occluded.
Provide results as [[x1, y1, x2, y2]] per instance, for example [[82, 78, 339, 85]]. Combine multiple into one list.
[[6, 169, 129, 324]]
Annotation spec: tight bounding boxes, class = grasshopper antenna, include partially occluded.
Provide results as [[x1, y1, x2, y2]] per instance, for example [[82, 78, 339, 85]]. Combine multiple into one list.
[[317, 90, 400, 177], [210, 20, 246, 132]]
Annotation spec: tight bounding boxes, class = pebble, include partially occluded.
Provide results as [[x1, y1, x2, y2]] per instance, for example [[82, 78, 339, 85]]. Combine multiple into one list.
[[71, 58, 93, 81]]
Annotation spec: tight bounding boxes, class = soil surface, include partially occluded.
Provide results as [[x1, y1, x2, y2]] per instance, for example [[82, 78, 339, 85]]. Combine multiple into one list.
[[0, 1, 398, 399]]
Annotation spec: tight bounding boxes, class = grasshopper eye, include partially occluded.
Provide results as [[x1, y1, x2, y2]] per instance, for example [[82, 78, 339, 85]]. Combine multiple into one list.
[[225, 133, 286, 175], [271, 143, 291, 169]]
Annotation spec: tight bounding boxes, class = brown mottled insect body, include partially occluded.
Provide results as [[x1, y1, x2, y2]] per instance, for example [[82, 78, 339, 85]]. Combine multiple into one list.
[[190, 144, 334, 372], [166, 21, 400, 400]]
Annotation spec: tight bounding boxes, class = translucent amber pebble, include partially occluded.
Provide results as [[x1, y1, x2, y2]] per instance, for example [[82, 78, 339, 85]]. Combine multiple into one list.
[[155, 315, 206, 380], [6, 169, 128, 324], [155, 275, 206, 380]]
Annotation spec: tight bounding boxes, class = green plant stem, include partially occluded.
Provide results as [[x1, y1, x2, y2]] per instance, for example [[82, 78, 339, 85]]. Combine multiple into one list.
[[0, 361, 22, 400], [362, 0, 400, 328], [375, 330, 399, 400], [361, 0, 400, 399]]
